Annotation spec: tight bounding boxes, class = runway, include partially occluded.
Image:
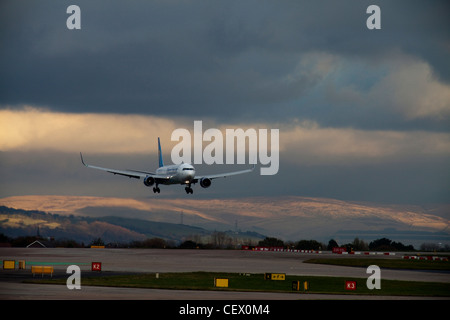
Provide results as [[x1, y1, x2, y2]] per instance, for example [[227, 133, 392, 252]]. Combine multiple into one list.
[[1, 282, 444, 300], [1, 248, 449, 300]]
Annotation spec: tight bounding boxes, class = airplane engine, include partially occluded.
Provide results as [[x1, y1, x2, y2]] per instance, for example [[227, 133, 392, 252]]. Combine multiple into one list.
[[143, 176, 155, 187], [200, 177, 212, 188]]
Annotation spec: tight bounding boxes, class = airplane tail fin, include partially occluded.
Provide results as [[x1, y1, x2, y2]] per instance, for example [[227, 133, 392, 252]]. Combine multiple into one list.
[[158, 137, 164, 168]]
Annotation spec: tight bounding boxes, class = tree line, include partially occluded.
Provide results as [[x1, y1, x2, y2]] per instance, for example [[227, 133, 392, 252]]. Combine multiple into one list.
[[257, 236, 418, 252], [0, 232, 243, 249], [1, 233, 447, 252]]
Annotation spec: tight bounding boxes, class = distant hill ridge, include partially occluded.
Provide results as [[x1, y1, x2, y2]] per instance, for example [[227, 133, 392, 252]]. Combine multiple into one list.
[[0, 195, 448, 247], [0, 206, 264, 245]]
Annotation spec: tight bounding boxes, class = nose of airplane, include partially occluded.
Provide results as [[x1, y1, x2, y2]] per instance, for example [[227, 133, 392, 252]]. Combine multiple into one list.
[[181, 165, 195, 181]]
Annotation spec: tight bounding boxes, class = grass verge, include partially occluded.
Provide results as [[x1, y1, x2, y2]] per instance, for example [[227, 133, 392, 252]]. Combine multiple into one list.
[[26, 271, 450, 297]]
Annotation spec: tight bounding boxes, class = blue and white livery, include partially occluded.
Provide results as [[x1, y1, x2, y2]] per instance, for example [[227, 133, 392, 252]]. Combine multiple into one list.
[[80, 138, 254, 194]]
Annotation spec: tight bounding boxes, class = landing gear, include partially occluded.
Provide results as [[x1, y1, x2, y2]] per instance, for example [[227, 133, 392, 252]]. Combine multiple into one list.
[[153, 186, 160, 193], [184, 182, 194, 194]]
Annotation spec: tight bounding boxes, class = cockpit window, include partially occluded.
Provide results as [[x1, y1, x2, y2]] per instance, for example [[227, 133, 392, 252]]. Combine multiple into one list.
[[183, 168, 194, 171]]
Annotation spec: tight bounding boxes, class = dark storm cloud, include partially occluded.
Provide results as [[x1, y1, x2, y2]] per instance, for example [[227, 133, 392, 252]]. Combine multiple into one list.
[[1, 0, 449, 130], [1, 150, 448, 204]]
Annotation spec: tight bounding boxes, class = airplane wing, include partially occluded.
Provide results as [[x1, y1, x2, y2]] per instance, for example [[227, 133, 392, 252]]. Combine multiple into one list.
[[80, 153, 171, 180], [192, 164, 255, 182]]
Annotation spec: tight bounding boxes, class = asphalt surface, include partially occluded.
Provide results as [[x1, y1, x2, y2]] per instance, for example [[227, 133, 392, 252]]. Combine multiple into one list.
[[1, 248, 449, 300]]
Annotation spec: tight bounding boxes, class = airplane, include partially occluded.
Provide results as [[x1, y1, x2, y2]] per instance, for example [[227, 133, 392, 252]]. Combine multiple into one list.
[[80, 137, 255, 194]]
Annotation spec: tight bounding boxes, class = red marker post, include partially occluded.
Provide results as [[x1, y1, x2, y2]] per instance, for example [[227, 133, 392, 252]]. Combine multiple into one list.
[[91, 262, 102, 272], [345, 280, 357, 291]]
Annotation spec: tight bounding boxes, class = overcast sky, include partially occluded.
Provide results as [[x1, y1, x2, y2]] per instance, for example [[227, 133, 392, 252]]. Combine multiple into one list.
[[0, 0, 449, 204]]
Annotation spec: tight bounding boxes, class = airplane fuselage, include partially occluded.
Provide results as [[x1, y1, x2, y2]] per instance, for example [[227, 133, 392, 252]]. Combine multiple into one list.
[[155, 163, 196, 185]]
